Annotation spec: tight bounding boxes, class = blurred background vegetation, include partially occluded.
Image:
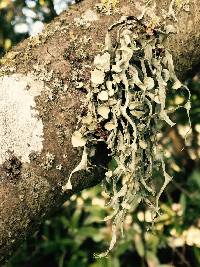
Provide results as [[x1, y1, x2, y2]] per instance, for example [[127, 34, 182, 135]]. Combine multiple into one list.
[[1, 1, 200, 266]]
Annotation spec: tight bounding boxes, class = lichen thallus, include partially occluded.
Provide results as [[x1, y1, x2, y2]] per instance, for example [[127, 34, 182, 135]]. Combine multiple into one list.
[[62, 16, 191, 256]]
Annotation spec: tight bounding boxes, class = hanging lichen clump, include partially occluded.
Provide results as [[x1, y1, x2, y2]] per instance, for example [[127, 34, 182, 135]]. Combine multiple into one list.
[[62, 15, 191, 256]]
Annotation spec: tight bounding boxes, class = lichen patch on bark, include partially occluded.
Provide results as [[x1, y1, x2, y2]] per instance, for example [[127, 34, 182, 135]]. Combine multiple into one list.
[[74, 9, 99, 27], [0, 73, 44, 164]]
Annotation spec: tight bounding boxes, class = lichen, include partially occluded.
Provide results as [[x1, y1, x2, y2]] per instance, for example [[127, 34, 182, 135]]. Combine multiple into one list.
[[43, 152, 55, 170], [0, 73, 44, 165], [74, 9, 99, 28], [63, 14, 191, 256], [96, 0, 119, 14]]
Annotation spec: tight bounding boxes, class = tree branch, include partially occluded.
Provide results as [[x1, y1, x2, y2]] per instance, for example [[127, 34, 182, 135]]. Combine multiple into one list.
[[0, 0, 200, 263]]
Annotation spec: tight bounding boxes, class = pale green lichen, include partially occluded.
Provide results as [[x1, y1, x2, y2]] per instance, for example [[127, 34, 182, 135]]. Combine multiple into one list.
[[63, 14, 191, 256], [96, 0, 119, 14], [43, 152, 55, 170]]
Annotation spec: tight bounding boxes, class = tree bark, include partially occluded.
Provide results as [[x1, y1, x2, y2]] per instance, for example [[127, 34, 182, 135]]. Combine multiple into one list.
[[0, 0, 200, 264]]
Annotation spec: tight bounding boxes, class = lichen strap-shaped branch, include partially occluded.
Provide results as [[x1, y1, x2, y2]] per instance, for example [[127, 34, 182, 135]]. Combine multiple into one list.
[[62, 15, 191, 256]]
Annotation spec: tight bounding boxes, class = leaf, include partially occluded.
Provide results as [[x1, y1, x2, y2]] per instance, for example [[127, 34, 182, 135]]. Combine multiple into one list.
[[77, 227, 104, 242], [146, 251, 160, 267], [70, 209, 82, 230], [179, 193, 186, 215], [189, 170, 200, 190], [134, 234, 145, 257]]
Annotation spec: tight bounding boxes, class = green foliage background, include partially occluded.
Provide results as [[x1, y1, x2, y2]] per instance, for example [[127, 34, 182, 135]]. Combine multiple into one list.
[[1, 1, 200, 266]]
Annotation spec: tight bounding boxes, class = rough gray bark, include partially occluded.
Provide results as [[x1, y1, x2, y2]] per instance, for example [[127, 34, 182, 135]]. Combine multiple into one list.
[[0, 0, 200, 264]]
